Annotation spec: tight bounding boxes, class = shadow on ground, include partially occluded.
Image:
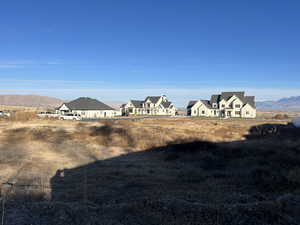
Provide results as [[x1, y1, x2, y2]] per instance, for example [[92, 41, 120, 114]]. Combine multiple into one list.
[[2, 123, 300, 225]]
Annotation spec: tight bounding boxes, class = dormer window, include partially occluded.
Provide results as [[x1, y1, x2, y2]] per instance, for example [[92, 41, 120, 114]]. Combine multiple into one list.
[[235, 104, 241, 108]]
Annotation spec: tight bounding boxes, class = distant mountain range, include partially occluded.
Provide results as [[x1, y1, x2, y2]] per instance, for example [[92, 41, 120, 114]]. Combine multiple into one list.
[[0, 95, 64, 108], [0, 95, 125, 109], [257, 96, 300, 111]]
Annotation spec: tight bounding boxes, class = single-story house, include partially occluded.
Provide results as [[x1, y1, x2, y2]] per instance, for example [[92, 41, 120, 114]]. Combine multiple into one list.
[[57, 97, 120, 119]]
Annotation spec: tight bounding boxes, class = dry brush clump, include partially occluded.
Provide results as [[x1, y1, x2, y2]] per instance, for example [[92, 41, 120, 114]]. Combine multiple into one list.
[[8, 111, 38, 121], [273, 113, 290, 120]]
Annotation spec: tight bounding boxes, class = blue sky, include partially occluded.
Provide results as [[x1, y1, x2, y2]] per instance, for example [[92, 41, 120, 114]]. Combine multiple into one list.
[[0, 0, 300, 106]]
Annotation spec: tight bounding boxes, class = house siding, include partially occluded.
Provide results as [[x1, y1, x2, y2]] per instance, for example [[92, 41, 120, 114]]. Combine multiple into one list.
[[241, 104, 256, 118], [57, 103, 120, 119], [72, 110, 117, 119]]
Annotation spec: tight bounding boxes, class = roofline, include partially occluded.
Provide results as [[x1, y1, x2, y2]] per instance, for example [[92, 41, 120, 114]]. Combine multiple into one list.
[[243, 102, 256, 109]]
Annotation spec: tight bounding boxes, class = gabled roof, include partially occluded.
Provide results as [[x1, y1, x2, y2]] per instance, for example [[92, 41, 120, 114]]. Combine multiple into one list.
[[221, 92, 245, 101], [187, 100, 198, 109], [200, 100, 212, 109], [130, 100, 144, 108], [161, 101, 172, 108], [244, 96, 256, 108], [64, 97, 115, 110], [187, 100, 212, 109], [145, 96, 161, 103], [210, 95, 221, 104]]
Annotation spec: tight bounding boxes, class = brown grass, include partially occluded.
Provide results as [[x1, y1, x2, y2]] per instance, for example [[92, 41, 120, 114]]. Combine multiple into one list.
[[8, 111, 38, 121], [0, 118, 288, 189], [1, 117, 300, 224]]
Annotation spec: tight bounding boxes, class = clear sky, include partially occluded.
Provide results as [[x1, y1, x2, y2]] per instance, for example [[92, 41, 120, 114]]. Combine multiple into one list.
[[0, 0, 300, 106]]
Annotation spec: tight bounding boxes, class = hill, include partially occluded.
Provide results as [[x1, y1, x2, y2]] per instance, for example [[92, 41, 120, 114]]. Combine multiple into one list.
[[0, 95, 125, 110], [0, 95, 63, 108], [257, 96, 300, 111]]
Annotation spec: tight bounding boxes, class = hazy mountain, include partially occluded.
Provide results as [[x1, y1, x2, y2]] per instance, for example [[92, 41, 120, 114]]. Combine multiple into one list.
[[103, 101, 126, 110], [0, 95, 64, 108], [0, 94, 126, 110], [257, 96, 300, 111]]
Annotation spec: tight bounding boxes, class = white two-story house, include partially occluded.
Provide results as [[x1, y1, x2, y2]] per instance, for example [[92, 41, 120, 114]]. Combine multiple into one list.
[[187, 92, 256, 118], [121, 95, 176, 116]]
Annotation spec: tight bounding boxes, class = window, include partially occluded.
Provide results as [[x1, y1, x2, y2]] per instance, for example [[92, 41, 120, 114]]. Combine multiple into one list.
[[222, 104, 225, 108], [194, 110, 197, 114], [227, 111, 231, 116], [202, 110, 205, 114], [129, 108, 133, 113], [235, 111, 241, 115], [235, 104, 241, 108], [246, 111, 250, 115], [214, 110, 217, 115], [147, 104, 151, 107]]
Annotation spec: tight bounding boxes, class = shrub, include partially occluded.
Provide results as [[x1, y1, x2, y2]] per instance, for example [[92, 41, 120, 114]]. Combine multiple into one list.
[[273, 114, 289, 120]]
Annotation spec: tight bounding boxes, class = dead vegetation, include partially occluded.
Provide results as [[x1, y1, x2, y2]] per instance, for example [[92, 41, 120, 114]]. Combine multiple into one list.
[[0, 118, 300, 224], [273, 113, 290, 120]]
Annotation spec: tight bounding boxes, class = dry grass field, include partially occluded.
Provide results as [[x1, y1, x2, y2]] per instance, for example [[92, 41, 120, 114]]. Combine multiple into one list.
[[0, 116, 300, 224]]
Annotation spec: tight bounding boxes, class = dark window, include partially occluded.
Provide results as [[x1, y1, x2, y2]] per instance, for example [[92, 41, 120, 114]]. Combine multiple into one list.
[[222, 104, 225, 107], [129, 108, 133, 113], [202, 110, 205, 114], [235, 111, 241, 115], [246, 111, 250, 115], [235, 104, 241, 108]]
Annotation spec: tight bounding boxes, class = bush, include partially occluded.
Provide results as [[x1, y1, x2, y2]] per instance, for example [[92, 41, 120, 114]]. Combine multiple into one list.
[[273, 114, 289, 120]]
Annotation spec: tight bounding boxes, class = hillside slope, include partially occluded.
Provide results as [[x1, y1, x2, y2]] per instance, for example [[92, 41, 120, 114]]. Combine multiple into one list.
[[0, 94, 125, 109], [0, 95, 63, 108], [257, 96, 300, 111]]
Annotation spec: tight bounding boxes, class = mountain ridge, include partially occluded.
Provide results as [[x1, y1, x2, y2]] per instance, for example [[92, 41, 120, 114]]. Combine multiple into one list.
[[0, 95, 64, 108], [0, 94, 125, 109], [257, 96, 300, 111]]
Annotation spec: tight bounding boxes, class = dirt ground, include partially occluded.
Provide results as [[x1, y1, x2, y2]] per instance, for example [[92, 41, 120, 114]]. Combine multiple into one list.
[[0, 117, 300, 225]]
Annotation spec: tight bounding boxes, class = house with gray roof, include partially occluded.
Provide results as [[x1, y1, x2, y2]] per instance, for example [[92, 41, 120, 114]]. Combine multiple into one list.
[[57, 97, 120, 119], [121, 95, 176, 116], [187, 92, 256, 118]]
